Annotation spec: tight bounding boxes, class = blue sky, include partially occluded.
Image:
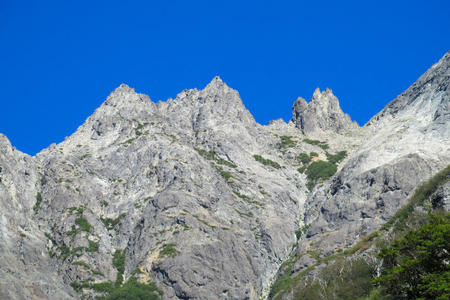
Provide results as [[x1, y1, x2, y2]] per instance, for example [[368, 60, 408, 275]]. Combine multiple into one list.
[[1, 0, 449, 155]]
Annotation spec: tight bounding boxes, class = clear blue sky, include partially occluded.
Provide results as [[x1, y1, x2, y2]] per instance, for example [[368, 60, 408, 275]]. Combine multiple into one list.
[[1, 1, 449, 155]]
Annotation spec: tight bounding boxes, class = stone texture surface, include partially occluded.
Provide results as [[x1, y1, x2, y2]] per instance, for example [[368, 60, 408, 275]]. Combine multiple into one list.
[[0, 51, 448, 300], [292, 88, 359, 135], [289, 51, 450, 277]]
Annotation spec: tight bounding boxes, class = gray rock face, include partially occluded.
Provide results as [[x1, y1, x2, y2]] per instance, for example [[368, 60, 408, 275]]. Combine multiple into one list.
[[1, 77, 311, 300], [432, 181, 450, 211], [0, 52, 449, 300], [0, 134, 74, 300], [292, 88, 358, 135], [290, 51, 450, 275]]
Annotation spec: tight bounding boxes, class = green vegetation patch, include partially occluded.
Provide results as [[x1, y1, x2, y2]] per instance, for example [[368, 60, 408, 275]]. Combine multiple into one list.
[[101, 213, 126, 230], [71, 278, 162, 300], [309, 152, 318, 157], [234, 208, 253, 218], [278, 136, 296, 148], [160, 243, 179, 258], [253, 154, 281, 169], [67, 206, 84, 216], [233, 191, 263, 207], [101, 277, 162, 300], [214, 166, 232, 181], [298, 150, 347, 190], [69, 246, 162, 299], [216, 158, 237, 168], [374, 213, 450, 300], [294, 258, 375, 300], [295, 224, 310, 240], [75, 217, 91, 232], [86, 240, 99, 252], [121, 137, 136, 146], [113, 249, 126, 285], [33, 192, 42, 214], [297, 166, 307, 174], [193, 214, 217, 228], [303, 138, 329, 150], [195, 147, 237, 168], [135, 122, 148, 136], [305, 160, 337, 190], [381, 164, 450, 232], [72, 261, 91, 269], [297, 153, 311, 165], [326, 151, 347, 164]]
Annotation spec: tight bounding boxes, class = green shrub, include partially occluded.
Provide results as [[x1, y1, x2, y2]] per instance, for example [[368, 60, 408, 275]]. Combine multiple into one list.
[[86, 240, 99, 252], [160, 243, 179, 258], [101, 213, 126, 230], [233, 191, 250, 200], [294, 258, 374, 300], [75, 217, 91, 232], [113, 249, 125, 285], [309, 152, 318, 158], [217, 158, 237, 168], [374, 214, 450, 300], [33, 192, 42, 214], [104, 277, 162, 300], [305, 160, 337, 189], [298, 153, 311, 165], [253, 154, 281, 169], [278, 136, 296, 148], [195, 148, 216, 160], [297, 166, 307, 174], [73, 261, 91, 269], [303, 138, 322, 145], [91, 269, 104, 276], [303, 139, 329, 150], [67, 206, 84, 216], [113, 250, 125, 274], [73, 278, 162, 300], [295, 224, 310, 240], [326, 151, 347, 164], [195, 147, 237, 168], [214, 166, 232, 180], [91, 282, 115, 293], [269, 259, 295, 298], [234, 209, 253, 218], [70, 280, 91, 292]]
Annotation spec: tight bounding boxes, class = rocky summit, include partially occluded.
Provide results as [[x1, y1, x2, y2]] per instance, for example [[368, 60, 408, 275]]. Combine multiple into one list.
[[0, 52, 449, 300]]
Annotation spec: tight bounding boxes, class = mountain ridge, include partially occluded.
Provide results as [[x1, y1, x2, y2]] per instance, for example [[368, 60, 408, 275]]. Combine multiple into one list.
[[0, 52, 449, 300]]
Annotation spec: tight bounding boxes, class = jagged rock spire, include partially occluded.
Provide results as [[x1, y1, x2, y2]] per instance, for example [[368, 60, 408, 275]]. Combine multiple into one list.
[[292, 88, 358, 135]]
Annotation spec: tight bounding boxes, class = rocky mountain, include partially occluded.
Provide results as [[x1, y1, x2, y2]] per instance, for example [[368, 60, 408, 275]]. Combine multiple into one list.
[[292, 88, 359, 135], [0, 51, 449, 300]]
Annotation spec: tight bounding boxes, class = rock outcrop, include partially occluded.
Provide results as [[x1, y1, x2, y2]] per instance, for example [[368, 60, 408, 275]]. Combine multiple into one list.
[[292, 88, 358, 135]]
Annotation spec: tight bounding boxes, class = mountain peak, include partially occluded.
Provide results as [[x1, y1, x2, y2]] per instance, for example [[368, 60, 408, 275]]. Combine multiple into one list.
[[112, 83, 134, 95], [204, 75, 227, 90], [104, 83, 149, 108], [292, 88, 358, 135], [366, 50, 450, 128]]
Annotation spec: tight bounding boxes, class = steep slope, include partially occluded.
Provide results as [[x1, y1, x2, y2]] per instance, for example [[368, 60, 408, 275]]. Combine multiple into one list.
[[270, 52, 450, 299], [0, 134, 74, 299], [16, 77, 333, 300], [0, 52, 448, 300]]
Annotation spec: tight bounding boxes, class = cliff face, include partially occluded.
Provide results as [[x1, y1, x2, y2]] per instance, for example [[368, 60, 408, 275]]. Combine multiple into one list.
[[292, 88, 359, 135], [0, 52, 449, 300]]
